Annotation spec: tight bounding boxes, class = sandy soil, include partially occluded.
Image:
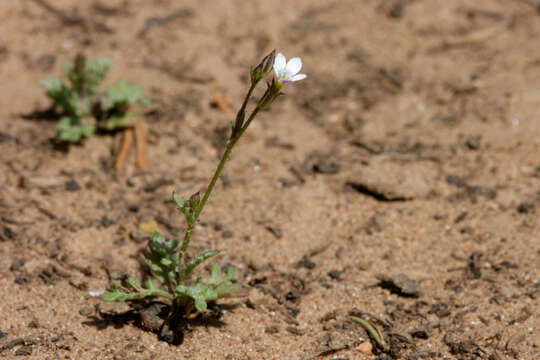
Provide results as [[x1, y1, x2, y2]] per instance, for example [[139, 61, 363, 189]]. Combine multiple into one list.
[[0, 0, 539, 359]]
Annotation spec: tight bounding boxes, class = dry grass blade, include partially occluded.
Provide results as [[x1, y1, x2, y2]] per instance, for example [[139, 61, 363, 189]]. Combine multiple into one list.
[[348, 315, 384, 346], [115, 128, 133, 171], [134, 121, 148, 170], [212, 92, 234, 116]]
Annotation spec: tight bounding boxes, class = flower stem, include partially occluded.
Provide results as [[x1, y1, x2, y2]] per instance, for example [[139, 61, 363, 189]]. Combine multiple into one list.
[[180, 98, 261, 253], [232, 82, 257, 137], [239, 83, 257, 121]]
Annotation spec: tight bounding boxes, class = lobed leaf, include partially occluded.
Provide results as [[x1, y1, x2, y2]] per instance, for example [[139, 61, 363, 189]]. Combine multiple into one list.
[[174, 264, 246, 314], [103, 279, 174, 302], [39, 78, 81, 116], [105, 79, 150, 109], [57, 116, 95, 142], [184, 250, 219, 279], [66, 57, 113, 97]]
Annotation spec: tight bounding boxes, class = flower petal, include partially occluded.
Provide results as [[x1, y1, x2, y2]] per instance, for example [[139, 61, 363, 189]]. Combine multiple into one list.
[[274, 52, 286, 74], [285, 57, 302, 77], [290, 73, 307, 82]]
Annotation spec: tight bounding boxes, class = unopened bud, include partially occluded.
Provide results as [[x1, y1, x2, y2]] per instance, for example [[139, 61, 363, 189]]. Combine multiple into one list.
[[250, 50, 276, 84], [189, 192, 201, 210], [257, 78, 283, 110]]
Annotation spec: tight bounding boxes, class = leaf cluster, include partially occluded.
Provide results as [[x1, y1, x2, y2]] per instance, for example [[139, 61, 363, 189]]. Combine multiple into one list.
[[103, 196, 247, 315], [39, 55, 150, 142]]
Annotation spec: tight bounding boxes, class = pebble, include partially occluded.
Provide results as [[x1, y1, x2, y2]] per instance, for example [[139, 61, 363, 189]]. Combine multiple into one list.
[[357, 341, 373, 355]]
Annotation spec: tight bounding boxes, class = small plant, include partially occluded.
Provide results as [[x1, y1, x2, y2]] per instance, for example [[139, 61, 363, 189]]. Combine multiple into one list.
[[39, 54, 150, 142], [102, 50, 306, 342]]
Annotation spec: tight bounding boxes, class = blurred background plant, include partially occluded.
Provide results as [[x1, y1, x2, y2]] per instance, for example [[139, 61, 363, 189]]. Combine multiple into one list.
[[39, 53, 150, 168]]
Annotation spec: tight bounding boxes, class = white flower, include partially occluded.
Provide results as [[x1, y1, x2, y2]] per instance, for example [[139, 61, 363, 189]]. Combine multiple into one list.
[[273, 52, 307, 84]]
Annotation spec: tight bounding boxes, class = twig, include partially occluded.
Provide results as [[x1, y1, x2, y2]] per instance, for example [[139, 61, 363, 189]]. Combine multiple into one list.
[[212, 92, 234, 116], [143, 59, 215, 84], [427, 21, 511, 53], [134, 121, 148, 170], [32, 200, 57, 220], [115, 128, 133, 171], [138, 8, 193, 38], [30, 0, 87, 28]]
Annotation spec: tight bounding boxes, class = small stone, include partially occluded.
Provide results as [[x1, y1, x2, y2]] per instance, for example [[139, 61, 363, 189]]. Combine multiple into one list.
[[101, 216, 116, 227], [139, 302, 169, 332], [429, 302, 451, 318], [517, 202, 535, 214], [79, 307, 93, 317], [65, 179, 81, 191], [69, 278, 88, 291], [213, 222, 223, 231], [98, 302, 131, 316], [296, 255, 316, 270], [265, 226, 282, 239], [265, 325, 279, 334], [410, 328, 429, 339], [9, 259, 25, 272], [465, 136, 481, 150], [388, 3, 404, 18], [14, 272, 30, 284], [128, 204, 140, 213], [27, 319, 40, 328], [130, 229, 151, 244], [357, 341, 373, 355], [285, 326, 306, 335], [377, 273, 420, 297], [3, 226, 18, 240], [15, 345, 33, 356], [313, 160, 341, 174], [348, 160, 438, 200], [328, 269, 344, 280]]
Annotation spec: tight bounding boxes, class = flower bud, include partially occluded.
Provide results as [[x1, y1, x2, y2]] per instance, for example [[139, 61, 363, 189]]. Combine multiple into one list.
[[189, 192, 201, 210], [257, 78, 283, 110], [250, 50, 276, 84]]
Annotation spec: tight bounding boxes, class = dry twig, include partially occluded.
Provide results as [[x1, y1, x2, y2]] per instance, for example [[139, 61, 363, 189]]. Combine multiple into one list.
[[115, 128, 133, 171]]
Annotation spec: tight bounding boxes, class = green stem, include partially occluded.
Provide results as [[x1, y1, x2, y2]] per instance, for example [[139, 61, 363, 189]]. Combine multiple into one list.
[[153, 289, 175, 300], [348, 316, 383, 345], [231, 82, 257, 138], [180, 106, 261, 253], [239, 83, 257, 119]]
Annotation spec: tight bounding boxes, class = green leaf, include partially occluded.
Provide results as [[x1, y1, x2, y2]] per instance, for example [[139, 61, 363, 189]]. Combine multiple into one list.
[[66, 57, 113, 97], [184, 250, 219, 278], [160, 258, 173, 267], [106, 79, 150, 109], [193, 297, 208, 312], [145, 279, 158, 290], [210, 264, 222, 284], [39, 78, 81, 116], [102, 279, 174, 302], [102, 290, 128, 302], [167, 239, 180, 253], [126, 277, 141, 289], [174, 264, 246, 314], [102, 113, 137, 130], [57, 116, 95, 142], [226, 266, 236, 280], [215, 282, 241, 298], [172, 193, 189, 217], [144, 232, 181, 286]]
